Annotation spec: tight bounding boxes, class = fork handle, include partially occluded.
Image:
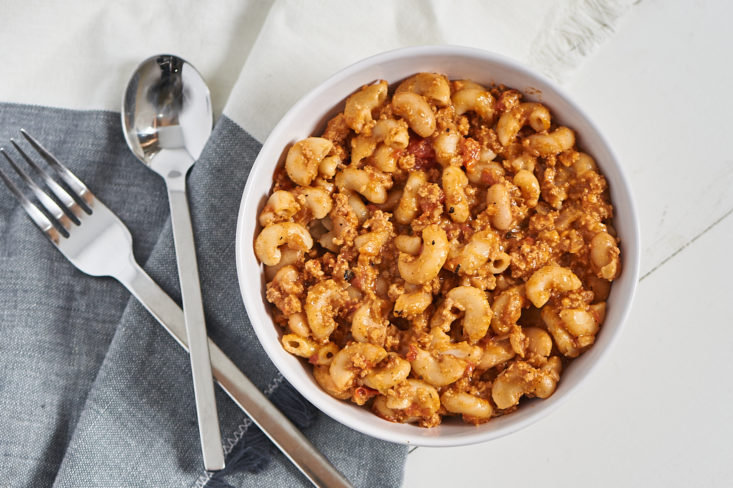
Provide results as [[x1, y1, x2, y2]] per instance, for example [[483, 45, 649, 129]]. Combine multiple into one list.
[[116, 259, 353, 488]]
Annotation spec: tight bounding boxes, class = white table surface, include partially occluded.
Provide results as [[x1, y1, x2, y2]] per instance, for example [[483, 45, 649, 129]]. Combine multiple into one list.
[[403, 1, 733, 486]]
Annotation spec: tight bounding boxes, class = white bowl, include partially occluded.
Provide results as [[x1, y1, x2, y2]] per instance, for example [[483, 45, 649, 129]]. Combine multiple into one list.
[[235, 45, 640, 447]]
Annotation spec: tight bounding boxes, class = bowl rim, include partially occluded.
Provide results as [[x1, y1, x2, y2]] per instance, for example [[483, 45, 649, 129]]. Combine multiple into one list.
[[235, 44, 641, 446]]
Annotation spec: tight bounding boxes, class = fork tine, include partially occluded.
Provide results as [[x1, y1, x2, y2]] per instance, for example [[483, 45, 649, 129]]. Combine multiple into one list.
[[0, 164, 63, 244], [1, 148, 73, 232], [20, 128, 94, 209], [10, 139, 83, 222]]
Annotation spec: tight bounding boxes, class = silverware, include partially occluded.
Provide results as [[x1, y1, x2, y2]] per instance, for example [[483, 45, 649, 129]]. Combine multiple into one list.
[[0, 130, 353, 488], [120, 54, 223, 470]]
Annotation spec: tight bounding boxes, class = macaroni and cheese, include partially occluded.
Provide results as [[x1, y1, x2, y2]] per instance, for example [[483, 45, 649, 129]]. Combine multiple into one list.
[[254, 73, 621, 427]]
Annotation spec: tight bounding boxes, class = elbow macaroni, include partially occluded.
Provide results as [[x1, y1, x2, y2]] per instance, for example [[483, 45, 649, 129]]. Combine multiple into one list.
[[254, 222, 313, 266], [445, 285, 492, 343], [344, 80, 388, 134], [254, 73, 622, 428], [452, 83, 495, 120], [442, 166, 470, 223], [285, 137, 333, 186], [397, 225, 449, 284], [392, 91, 436, 138], [395, 72, 451, 107], [486, 182, 513, 231]]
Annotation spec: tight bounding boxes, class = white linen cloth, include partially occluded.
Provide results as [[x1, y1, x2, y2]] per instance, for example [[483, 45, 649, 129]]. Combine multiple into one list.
[[0, 0, 634, 141]]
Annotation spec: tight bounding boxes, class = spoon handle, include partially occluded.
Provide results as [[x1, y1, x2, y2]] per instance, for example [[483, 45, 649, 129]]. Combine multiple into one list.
[[167, 181, 225, 471]]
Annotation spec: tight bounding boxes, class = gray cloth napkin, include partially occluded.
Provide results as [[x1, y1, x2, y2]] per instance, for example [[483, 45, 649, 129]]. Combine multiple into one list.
[[0, 103, 407, 487]]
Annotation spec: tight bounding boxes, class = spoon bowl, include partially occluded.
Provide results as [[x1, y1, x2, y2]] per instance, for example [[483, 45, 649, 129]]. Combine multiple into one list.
[[122, 54, 212, 175]]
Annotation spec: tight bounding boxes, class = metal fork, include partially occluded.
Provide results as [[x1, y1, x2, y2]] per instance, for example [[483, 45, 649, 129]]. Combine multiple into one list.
[[0, 130, 352, 488]]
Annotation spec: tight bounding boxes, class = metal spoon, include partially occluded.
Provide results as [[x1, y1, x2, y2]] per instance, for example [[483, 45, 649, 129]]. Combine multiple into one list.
[[121, 54, 224, 471]]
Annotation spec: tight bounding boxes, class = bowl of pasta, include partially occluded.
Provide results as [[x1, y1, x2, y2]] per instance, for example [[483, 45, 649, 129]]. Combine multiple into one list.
[[235, 45, 640, 446]]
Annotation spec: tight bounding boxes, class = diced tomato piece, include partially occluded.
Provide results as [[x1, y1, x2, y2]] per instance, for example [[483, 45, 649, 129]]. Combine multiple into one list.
[[406, 136, 438, 170], [353, 386, 379, 405], [461, 137, 480, 171], [406, 344, 419, 362], [406, 137, 435, 160]]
